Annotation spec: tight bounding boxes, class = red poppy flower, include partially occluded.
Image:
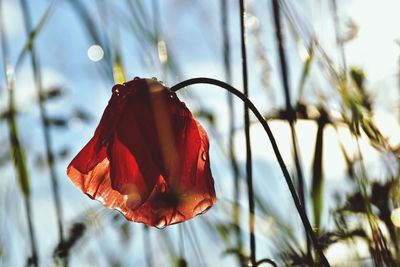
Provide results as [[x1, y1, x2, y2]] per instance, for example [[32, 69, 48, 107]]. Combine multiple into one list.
[[67, 77, 216, 227]]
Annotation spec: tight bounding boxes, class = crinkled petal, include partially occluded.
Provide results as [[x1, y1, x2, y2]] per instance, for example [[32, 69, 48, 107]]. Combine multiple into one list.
[[67, 78, 216, 227], [123, 88, 216, 226], [112, 86, 163, 198]]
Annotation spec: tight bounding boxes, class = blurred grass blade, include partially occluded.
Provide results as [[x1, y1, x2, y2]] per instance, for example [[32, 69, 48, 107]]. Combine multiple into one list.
[[254, 190, 297, 242], [68, 0, 112, 80], [112, 27, 125, 85], [113, 52, 126, 84], [311, 109, 328, 230], [143, 226, 154, 267], [176, 258, 187, 267], [297, 40, 314, 101], [15, 0, 57, 69], [6, 71, 31, 196], [54, 222, 86, 260], [0, 2, 30, 196], [193, 110, 215, 126], [39, 86, 64, 102], [0, 1, 38, 265], [19, 1, 67, 265]]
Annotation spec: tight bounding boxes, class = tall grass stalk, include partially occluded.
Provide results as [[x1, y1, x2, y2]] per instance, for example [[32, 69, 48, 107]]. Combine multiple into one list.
[[238, 1, 256, 265], [270, 0, 313, 264], [220, 0, 243, 265], [18, 1, 66, 265], [0, 1, 38, 265]]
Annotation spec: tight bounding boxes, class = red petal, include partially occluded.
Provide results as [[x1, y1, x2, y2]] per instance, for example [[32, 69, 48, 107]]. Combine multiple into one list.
[[111, 86, 163, 198], [67, 78, 216, 227], [108, 133, 149, 209]]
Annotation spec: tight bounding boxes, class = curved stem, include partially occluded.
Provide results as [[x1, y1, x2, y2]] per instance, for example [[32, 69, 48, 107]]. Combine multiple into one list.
[[170, 77, 331, 267], [255, 258, 278, 267]]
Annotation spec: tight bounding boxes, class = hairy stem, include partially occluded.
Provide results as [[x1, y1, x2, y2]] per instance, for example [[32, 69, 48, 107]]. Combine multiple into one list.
[[171, 77, 331, 267]]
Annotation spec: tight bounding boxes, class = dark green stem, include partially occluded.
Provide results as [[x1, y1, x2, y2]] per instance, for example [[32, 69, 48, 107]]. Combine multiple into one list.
[[271, 0, 312, 263], [238, 0, 256, 265], [220, 0, 243, 265], [24, 197, 38, 266], [170, 77, 331, 267], [255, 258, 278, 267]]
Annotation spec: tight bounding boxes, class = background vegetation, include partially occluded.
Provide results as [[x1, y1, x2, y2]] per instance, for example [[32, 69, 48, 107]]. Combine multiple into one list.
[[1, 0, 400, 266]]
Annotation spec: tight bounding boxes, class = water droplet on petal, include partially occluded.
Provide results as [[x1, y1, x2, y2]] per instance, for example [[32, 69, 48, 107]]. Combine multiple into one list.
[[201, 151, 207, 161], [193, 199, 213, 215], [155, 216, 167, 229], [112, 84, 122, 94], [133, 76, 140, 80], [159, 183, 167, 193], [151, 77, 158, 81]]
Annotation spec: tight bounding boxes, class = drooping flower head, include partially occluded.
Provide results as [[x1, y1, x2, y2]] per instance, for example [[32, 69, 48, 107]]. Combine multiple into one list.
[[67, 77, 216, 228]]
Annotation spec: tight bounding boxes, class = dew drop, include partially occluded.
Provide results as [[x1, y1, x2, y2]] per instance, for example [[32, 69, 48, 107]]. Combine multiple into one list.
[[112, 84, 122, 94], [151, 76, 158, 81], [155, 217, 167, 229], [201, 151, 207, 161], [133, 76, 140, 80], [159, 183, 167, 193], [193, 199, 213, 215]]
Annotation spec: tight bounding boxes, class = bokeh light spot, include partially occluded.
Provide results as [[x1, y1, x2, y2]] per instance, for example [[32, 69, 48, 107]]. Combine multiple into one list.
[[87, 45, 104, 62]]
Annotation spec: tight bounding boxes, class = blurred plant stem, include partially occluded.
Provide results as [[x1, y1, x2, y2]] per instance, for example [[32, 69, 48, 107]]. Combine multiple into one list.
[[271, 0, 313, 264], [151, 0, 167, 79], [0, 1, 38, 266], [171, 77, 331, 267], [356, 137, 396, 266], [238, 0, 256, 266], [331, 0, 347, 74], [220, 0, 244, 266], [19, 0, 66, 265]]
